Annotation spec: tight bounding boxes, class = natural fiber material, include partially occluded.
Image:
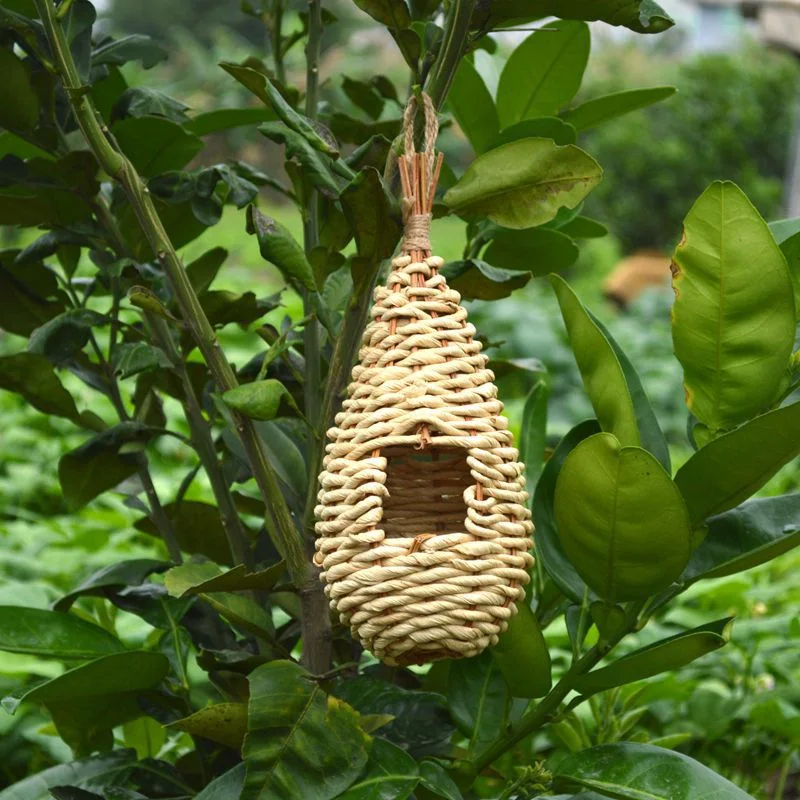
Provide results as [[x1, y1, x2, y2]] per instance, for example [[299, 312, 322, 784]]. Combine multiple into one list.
[[314, 94, 534, 666]]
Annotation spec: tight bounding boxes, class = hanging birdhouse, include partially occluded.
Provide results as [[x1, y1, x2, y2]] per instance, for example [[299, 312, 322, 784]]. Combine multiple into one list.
[[314, 95, 534, 666]]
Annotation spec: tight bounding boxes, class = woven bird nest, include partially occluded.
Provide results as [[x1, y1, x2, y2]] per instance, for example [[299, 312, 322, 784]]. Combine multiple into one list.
[[314, 95, 534, 666]]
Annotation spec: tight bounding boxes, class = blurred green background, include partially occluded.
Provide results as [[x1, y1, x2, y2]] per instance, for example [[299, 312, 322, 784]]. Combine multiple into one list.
[[1, 1, 799, 795]]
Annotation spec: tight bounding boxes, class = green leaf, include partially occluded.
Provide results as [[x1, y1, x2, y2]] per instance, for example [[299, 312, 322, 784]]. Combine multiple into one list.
[[111, 87, 190, 124], [3, 651, 169, 756], [768, 217, 800, 312], [342, 76, 385, 121], [519, 373, 549, 495], [171, 702, 248, 750], [553, 742, 755, 799], [683, 495, 800, 583], [247, 205, 317, 291], [122, 716, 167, 759], [336, 738, 419, 800], [574, 618, 734, 695], [589, 310, 671, 472], [558, 216, 608, 239], [550, 275, 640, 447], [55, 559, 169, 611], [533, 420, 599, 603], [418, 761, 464, 800], [447, 651, 509, 754], [186, 247, 227, 295], [487, 117, 577, 150], [221, 63, 338, 156], [443, 138, 602, 230], [497, 22, 590, 127], [259, 121, 340, 198], [0, 751, 137, 800], [243, 660, 370, 800], [674, 402, 800, 526], [164, 561, 284, 597], [112, 342, 171, 380], [672, 182, 796, 434], [447, 59, 500, 154], [351, 0, 411, 28], [59, 422, 160, 510], [442, 259, 530, 300], [186, 107, 276, 137], [91, 34, 167, 68], [0, 607, 124, 659], [0, 47, 39, 134], [111, 117, 203, 178], [223, 379, 302, 422], [0, 352, 83, 423], [194, 765, 246, 800], [478, 0, 674, 34], [0, 255, 64, 336], [340, 167, 402, 280], [555, 432, 692, 602], [135, 501, 235, 565], [484, 227, 579, 275], [563, 86, 676, 131], [28, 309, 107, 366], [492, 600, 552, 698]]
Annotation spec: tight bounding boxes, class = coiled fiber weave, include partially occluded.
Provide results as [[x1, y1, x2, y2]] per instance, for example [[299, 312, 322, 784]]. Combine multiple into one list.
[[314, 95, 534, 666]]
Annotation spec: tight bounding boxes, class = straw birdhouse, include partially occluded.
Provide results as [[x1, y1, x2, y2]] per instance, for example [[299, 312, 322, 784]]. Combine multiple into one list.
[[314, 95, 534, 666]]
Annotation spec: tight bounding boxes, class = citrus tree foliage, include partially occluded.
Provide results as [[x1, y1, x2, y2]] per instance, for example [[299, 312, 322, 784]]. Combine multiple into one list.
[[0, 0, 798, 798]]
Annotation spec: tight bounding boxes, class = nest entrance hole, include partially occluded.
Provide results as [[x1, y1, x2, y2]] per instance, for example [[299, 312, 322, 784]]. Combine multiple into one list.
[[380, 444, 472, 540]]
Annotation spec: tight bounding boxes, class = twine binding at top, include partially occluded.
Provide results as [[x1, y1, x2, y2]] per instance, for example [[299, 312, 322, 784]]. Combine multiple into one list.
[[314, 93, 534, 666]]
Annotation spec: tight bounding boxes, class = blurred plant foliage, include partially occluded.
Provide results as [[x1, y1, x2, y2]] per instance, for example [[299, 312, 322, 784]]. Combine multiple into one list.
[[0, 0, 799, 798], [581, 43, 800, 252]]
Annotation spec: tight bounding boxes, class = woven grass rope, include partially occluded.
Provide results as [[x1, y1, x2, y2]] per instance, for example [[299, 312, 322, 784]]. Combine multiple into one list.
[[314, 93, 534, 666]]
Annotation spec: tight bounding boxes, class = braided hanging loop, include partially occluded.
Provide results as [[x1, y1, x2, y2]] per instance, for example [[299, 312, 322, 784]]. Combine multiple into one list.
[[314, 94, 534, 666]]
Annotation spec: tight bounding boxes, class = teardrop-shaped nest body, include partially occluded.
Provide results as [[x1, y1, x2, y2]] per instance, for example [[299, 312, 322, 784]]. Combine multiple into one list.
[[314, 104, 533, 665]]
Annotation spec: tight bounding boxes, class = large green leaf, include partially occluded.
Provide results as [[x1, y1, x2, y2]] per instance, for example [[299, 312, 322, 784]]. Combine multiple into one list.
[[555, 433, 692, 602], [243, 661, 369, 800], [672, 182, 796, 436], [194, 764, 246, 800], [91, 34, 167, 68], [352, 0, 410, 28], [0, 751, 137, 800], [575, 618, 733, 695], [519, 371, 549, 495], [59, 422, 160, 510], [443, 138, 602, 230], [187, 108, 276, 137], [477, 0, 674, 34], [28, 309, 108, 366], [487, 117, 577, 150], [247, 206, 317, 292], [447, 58, 500, 154], [0, 607, 124, 659], [221, 63, 337, 156], [497, 22, 590, 127], [0, 47, 39, 135], [111, 117, 203, 177], [336, 738, 419, 800], [171, 702, 248, 750], [447, 651, 509, 754], [443, 259, 530, 300], [550, 275, 640, 448], [683, 495, 800, 583], [768, 217, 800, 312], [484, 227, 579, 275], [492, 600, 552, 698], [674, 402, 800, 526], [553, 743, 755, 799], [533, 420, 599, 603], [165, 561, 284, 597], [3, 652, 169, 755], [0, 352, 83, 424], [135, 501, 235, 565], [55, 559, 169, 611], [563, 86, 676, 131]]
